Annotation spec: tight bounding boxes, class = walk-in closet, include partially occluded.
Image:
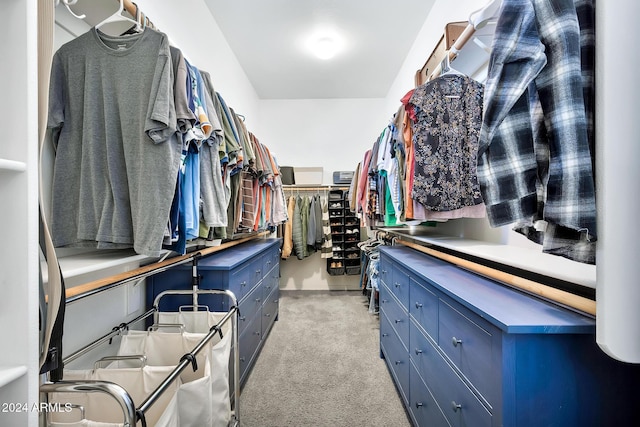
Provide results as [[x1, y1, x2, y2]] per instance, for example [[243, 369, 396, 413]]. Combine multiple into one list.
[[3, 0, 640, 426]]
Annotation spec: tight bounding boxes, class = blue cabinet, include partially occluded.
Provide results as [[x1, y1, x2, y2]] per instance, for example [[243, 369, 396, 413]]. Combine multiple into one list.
[[147, 239, 280, 386], [379, 246, 640, 427]]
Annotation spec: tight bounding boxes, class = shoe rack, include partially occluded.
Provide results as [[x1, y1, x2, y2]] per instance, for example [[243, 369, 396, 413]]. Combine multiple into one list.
[[327, 190, 361, 275]]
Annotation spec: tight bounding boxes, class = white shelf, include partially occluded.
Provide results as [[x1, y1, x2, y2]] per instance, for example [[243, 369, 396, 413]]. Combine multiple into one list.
[[0, 158, 27, 172], [0, 366, 28, 388], [385, 229, 596, 288]]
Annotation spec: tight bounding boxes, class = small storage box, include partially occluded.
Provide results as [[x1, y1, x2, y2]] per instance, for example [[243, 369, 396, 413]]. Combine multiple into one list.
[[333, 171, 354, 184]]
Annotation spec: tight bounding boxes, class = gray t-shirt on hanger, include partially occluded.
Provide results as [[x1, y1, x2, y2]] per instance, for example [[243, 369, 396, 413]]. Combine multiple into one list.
[[47, 27, 180, 257]]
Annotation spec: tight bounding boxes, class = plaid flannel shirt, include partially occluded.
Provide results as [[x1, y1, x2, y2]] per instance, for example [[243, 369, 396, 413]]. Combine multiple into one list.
[[478, 0, 596, 264]]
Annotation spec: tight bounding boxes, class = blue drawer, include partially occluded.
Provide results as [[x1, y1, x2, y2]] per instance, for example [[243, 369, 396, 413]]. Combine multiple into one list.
[[380, 313, 410, 405], [238, 281, 264, 337], [439, 299, 496, 407], [390, 263, 411, 308], [380, 257, 392, 287], [380, 283, 409, 350], [239, 310, 262, 383], [411, 319, 491, 427], [261, 285, 279, 337], [409, 360, 451, 427], [230, 256, 264, 302], [410, 277, 439, 340], [262, 264, 279, 302]]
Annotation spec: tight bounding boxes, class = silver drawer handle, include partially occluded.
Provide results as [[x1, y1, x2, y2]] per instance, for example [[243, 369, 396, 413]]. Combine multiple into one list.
[[381, 299, 388, 304], [415, 402, 424, 409], [452, 401, 462, 412], [255, 298, 262, 303], [395, 319, 402, 324], [415, 302, 423, 309], [382, 270, 387, 274], [394, 283, 401, 288], [395, 360, 402, 365], [265, 313, 271, 317], [382, 333, 389, 337], [415, 349, 423, 355], [239, 316, 246, 321], [241, 281, 247, 287], [452, 337, 463, 347], [240, 357, 246, 362], [253, 331, 261, 336]]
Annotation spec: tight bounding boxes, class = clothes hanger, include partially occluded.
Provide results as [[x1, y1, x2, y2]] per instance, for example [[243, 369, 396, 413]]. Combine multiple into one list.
[[439, 53, 464, 77], [469, 0, 501, 30], [95, 0, 142, 32], [57, 0, 86, 19]]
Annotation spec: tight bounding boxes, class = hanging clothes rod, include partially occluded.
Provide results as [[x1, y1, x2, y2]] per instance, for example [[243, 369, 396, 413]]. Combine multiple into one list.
[[65, 231, 268, 303], [120, 0, 157, 30], [63, 308, 156, 365]]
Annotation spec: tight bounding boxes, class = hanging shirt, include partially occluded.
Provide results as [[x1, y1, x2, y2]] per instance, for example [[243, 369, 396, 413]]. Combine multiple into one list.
[[47, 27, 180, 257], [409, 74, 484, 212], [478, 0, 596, 264]]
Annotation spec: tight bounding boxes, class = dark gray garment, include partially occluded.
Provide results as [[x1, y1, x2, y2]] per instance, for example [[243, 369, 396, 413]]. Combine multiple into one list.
[[292, 196, 305, 260], [47, 28, 180, 256], [314, 194, 323, 247]]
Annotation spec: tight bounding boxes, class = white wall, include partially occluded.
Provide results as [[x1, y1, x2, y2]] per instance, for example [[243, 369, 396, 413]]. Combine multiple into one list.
[[257, 98, 388, 184], [134, 0, 260, 126]]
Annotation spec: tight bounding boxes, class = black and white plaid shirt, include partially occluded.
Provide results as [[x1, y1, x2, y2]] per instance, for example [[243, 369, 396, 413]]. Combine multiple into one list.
[[478, 0, 596, 264]]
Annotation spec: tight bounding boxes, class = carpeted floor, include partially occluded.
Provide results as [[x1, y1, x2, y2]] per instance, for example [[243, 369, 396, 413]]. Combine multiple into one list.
[[238, 290, 411, 427]]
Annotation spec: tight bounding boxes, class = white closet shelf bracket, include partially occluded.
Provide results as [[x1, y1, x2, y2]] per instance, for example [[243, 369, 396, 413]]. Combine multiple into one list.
[[0, 158, 27, 172], [0, 366, 28, 388]]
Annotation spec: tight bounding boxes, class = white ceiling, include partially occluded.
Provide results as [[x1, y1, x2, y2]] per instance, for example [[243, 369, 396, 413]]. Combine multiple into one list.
[[203, 0, 436, 100], [66, 0, 436, 100]]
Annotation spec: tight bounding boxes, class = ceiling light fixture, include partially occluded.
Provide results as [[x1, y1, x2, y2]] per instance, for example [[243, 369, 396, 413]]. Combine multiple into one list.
[[313, 36, 337, 60]]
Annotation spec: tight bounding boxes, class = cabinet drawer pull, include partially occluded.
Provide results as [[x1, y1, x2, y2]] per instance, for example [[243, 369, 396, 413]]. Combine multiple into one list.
[[452, 337, 463, 347], [241, 281, 247, 287], [451, 401, 462, 412], [415, 302, 423, 309], [415, 349, 423, 355], [239, 316, 246, 321], [256, 269, 261, 274], [255, 298, 262, 303], [382, 270, 387, 274], [394, 283, 401, 288], [240, 357, 246, 362], [382, 333, 389, 337], [253, 331, 261, 336], [395, 360, 402, 365], [395, 319, 402, 324], [381, 299, 389, 304], [415, 402, 424, 409], [265, 313, 271, 317], [274, 299, 279, 303]]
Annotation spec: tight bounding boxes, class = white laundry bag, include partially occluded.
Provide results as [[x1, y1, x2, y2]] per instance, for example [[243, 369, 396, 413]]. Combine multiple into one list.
[[118, 309, 232, 427], [47, 364, 180, 427]]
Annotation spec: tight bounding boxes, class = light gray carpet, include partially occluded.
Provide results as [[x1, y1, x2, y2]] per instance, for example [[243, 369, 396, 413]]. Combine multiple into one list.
[[238, 291, 411, 427]]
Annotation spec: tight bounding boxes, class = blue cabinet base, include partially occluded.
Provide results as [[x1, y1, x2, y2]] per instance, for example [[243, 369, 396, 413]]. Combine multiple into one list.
[[379, 246, 640, 427]]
